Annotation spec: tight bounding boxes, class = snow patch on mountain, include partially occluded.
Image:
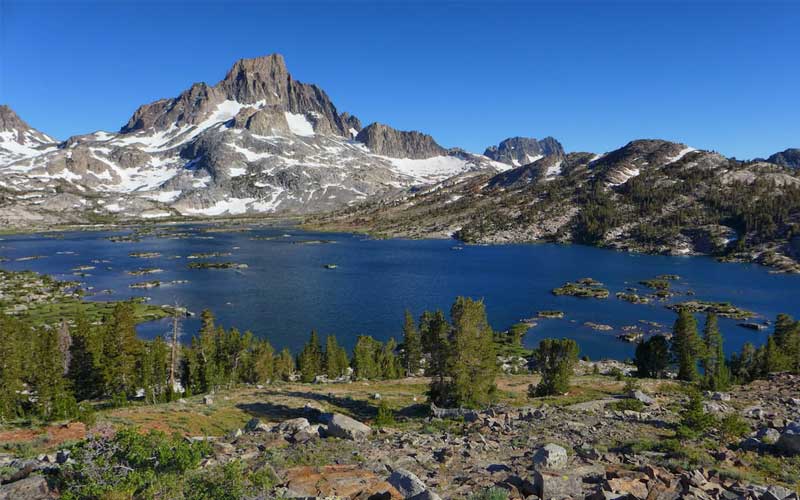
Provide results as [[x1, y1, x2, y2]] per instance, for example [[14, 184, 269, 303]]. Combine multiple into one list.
[[285, 112, 315, 136], [666, 147, 697, 164]]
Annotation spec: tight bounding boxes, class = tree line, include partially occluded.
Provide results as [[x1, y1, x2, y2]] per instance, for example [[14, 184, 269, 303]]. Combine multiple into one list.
[[635, 310, 800, 388], [0, 297, 507, 420], [2, 295, 798, 423]]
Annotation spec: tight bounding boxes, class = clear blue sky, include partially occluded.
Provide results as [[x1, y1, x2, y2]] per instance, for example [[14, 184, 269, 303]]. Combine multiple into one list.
[[1, 0, 798, 158]]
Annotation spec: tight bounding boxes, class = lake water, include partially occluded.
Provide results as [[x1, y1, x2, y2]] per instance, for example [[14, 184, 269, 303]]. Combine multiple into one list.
[[1, 224, 798, 360]]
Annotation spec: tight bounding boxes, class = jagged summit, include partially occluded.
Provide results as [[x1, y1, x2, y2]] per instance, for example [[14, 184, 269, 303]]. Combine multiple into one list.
[[120, 53, 352, 137], [483, 136, 564, 166]]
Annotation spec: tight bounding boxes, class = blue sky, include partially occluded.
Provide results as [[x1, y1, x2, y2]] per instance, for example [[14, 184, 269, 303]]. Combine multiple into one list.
[[1, 0, 798, 158]]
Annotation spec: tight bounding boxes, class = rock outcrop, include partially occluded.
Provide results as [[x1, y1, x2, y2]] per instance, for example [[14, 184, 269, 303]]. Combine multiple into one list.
[[356, 122, 446, 159], [483, 136, 564, 166], [768, 148, 800, 169]]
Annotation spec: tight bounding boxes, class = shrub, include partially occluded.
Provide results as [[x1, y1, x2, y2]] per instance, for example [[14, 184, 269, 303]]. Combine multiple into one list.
[[623, 378, 639, 393], [719, 413, 750, 441], [468, 487, 510, 500], [76, 402, 96, 429], [59, 427, 211, 499], [375, 400, 396, 427], [676, 388, 717, 439], [608, 367, 624, 381], [610, 399, 646, 412]]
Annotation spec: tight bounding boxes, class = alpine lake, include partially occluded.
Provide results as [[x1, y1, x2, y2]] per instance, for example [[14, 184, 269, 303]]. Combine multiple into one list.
[[1, 223, 798, 361]]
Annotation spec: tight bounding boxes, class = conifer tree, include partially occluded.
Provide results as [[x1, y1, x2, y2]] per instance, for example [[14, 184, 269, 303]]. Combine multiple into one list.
[[772, 313, 799, 373], [324, 335, 348, 379], [420, 310, 450, 387], [298, 330, 323, 383], [247, 340, 275, 384], [379, 338, 401, 379], [730, 342, 759, 382], [763, 335, 786, 374], [101, 302, 141, 396], [634, 335, 670, 378], [531, 338, 579, 396], [68, 309, 103, 400], [57, 319, 72, 375], [149, 336, 169, 403], [402, 310, 422, 376], [0, 314, 25, 420], [439, 297, 497, 408], [197, 310, 218, 392], [31, 326, 76, 420], [352, 335, 381, 380], [274, 348, 295, 381], [671, 309, 704, 382], [701, 314, 730, 390]]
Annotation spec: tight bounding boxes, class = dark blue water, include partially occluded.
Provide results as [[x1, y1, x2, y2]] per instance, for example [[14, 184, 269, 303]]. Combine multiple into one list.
[[1, 225, 798, 360]]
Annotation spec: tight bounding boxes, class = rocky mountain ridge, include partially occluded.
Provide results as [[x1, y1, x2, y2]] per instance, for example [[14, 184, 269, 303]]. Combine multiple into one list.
[[0, 55, 510, 228], [307, 138, 800, 273], [767, 148, 800, 169], [483, 136, 564, 166]]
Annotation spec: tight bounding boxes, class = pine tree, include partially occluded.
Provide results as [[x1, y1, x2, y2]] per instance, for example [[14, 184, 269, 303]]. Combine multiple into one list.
[[730, 342, 759, 382], [402, 310, 422, 376], [197, 309, 218, 392], [274, 348, 295, 381], [379, 338, 401, 379], [324, 335, 348, 379], [298, 330, 323, 383], [68, 310, 103, 401], [772, 313, 799, 373], [701, 314, 730, 390], [0, 314, 25, 420], [634, 335, 670, 378], [100, 302, 141, 397], [56, 319, 72, 376], [352, 335, 380, 380], [420, 310, 450, 387], [763, 335, 787, 374], [149, 336, 169, 403], [247, 339, 275, 384], [439, 297, 497, 408], [31, 326, 76, 420], [671, 309, 704, 382], [531, 338, 579, 396]]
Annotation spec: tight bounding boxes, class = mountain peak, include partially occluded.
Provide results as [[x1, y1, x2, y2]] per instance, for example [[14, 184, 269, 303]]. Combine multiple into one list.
[[767, 148, 800, 169], [219, 54, 290, 104], [0, 104, 31, 133], [0, 104, 57, 164], [483, 136, 564, 166], [120, 53, 353, 137]]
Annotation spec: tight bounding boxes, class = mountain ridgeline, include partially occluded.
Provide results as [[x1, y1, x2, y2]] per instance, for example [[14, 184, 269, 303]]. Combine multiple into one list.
[[1, 54, 799, 272], [0, 54, 509, 227], [308, 139, 800, 273]]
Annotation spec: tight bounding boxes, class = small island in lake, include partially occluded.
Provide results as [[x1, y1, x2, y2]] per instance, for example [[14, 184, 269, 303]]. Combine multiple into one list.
[[537, 310, 565, 319], [187, 261, 249, 270], [668, 300, 755, 319], [552, 278, 609, 298]]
